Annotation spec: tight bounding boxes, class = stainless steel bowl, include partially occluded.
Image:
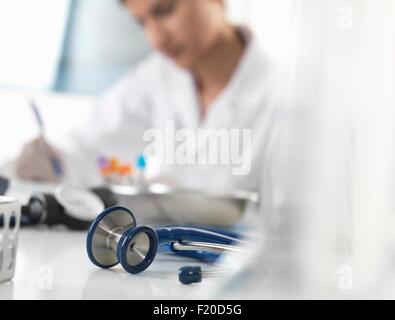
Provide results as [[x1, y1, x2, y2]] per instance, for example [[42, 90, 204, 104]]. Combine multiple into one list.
[[108, 184, 259, 227]]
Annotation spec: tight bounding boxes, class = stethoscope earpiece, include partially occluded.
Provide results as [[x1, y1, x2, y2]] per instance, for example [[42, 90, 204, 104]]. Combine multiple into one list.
[[178, 265, 230, 285], [178, 266, 202, 285]]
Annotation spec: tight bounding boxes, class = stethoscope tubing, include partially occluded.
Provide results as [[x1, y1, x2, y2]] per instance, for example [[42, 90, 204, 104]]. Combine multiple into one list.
[[156, 227, 243, 263], [155, 226, 242, 246]]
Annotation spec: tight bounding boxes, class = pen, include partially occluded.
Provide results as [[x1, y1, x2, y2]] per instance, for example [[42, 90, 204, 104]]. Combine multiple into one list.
[[29, 99, 63, 177]]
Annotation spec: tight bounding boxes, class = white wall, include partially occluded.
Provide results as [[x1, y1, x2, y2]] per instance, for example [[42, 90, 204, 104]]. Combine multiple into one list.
[[0, 90, 95, 165], [56, 0, 150, 94], [0, 0, 70, 90]]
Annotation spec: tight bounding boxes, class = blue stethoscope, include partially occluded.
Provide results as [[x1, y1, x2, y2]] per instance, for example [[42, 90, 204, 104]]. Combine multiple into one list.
[[86, 206, 244, 284]]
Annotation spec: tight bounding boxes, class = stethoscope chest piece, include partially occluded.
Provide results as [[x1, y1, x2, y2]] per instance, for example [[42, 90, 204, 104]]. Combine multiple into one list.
[[87, 206, 158, 274]]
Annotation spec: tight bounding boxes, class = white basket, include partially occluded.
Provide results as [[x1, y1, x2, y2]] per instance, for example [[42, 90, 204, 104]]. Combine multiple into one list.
[[0, 197, 21, 283]]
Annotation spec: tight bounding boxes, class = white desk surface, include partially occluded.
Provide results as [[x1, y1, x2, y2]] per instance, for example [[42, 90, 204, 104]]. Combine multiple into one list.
[[0, 228, 228, 300], [0, 180, 249, 300], [4, 181, 395, 299], [5, 229, 395, 300]]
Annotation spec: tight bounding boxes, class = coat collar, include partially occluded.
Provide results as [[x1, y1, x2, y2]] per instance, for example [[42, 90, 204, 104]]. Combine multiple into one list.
[[164, 26, 271, 130]]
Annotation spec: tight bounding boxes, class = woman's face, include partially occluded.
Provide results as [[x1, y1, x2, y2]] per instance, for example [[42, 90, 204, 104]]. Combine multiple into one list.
[[124, 0, 225, 69]]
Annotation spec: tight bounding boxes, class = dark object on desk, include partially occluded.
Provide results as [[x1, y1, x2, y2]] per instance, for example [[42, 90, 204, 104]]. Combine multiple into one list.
[[91, 187, 118, 209], [178, 266, 202, 285], [0, 176, 9, 195], [19, 186, 118, 230], [21, 193, 91, 230]]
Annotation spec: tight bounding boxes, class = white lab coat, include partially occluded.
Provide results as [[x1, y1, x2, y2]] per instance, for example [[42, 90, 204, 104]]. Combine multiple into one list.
[[62, 28, 280, 194]]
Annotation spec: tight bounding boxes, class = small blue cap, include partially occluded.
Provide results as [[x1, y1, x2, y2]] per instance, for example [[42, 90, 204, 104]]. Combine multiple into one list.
[[136, 154, 147, 171], [178, 266, 202, 285]]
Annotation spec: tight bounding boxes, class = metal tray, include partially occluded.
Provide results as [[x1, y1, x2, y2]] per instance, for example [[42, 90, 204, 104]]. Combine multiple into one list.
[[109, 184, 259, 227]]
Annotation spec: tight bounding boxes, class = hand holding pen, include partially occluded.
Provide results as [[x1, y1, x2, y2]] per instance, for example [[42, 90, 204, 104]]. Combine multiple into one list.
[[15, 100, 64, 182], [29, 100, 63, 177]]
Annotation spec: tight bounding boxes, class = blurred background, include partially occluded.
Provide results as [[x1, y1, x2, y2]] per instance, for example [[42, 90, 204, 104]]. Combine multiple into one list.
[[0, 0, 148, 93], [0, 0, 294, 94], [0, 0, 297, 164]]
